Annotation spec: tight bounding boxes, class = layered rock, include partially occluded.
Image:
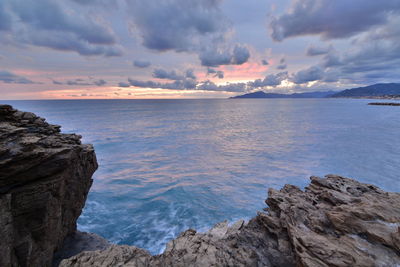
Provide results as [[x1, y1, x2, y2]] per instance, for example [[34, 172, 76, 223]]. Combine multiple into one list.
[[1, 104, 399, 266], [61, 175, 400, 267], [0, 105, 98, 267]]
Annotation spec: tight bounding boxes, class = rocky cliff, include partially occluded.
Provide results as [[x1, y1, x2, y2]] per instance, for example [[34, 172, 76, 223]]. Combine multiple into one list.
[[0, 105, 98, 267], [1, 104, 399, 267], [61, 175, 400, 267]]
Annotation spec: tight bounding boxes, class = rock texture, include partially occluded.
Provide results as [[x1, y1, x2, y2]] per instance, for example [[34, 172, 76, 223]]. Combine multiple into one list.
[[1, 104, 399, 266], [61, 175, 400, 267], [53, 231, 111, 266], [0, 105, 98, 267]]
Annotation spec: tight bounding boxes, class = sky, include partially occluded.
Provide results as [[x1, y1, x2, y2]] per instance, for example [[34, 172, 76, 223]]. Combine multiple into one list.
[[1, 0, 400, 99]]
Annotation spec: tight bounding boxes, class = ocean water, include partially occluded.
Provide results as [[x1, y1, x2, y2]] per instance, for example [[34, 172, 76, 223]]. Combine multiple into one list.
[[5, 99, 400, 254]]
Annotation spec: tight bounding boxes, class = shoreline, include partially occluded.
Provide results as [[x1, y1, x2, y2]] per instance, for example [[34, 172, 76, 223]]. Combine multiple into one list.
[[1, 105, 399, 267]]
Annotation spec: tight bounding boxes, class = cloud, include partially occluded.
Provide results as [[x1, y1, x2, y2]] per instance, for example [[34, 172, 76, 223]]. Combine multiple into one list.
[[276, 58, 287, 70], [0, 70, 36, 84], [128, 0, 228, 52], [248, 72, 288, 87], [52, 80, 63, 85], [2, 0, 121, 56], [306, 45, 331, 56], [118, 82, 131, 88], [127, 0, 250, 67], [0, 1, 12, 31], [197, 81, 246, 92], [123, 71, 289, 92], [52, 78, 108, 86], [133, 60, 151, 68], [152, 68, 196, 81], [270, 0, 400, 41], [199, 44, 250, 67], [207, 68, 224, 79], [261, 59, 269, 65], [291, 66, 324, 84], [128, 78, 196, 90], [303, 16, 400, 84], [232, 45, 250, 64], [94, 79, 107, 86], [185, 69, 197, 80]]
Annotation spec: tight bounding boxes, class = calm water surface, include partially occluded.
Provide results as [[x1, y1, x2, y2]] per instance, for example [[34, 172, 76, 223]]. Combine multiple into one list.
[[5, 99, 400, 254]]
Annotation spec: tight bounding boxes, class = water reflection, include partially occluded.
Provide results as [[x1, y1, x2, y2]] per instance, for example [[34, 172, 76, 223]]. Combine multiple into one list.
[[5, 99, 400, 254]]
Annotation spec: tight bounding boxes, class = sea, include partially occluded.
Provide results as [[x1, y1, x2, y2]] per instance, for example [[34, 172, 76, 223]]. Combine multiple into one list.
[[5, 99, 400, 254]]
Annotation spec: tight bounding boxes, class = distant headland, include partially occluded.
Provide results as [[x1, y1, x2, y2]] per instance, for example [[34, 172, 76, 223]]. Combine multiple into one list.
[[231, 83, 400, 99]]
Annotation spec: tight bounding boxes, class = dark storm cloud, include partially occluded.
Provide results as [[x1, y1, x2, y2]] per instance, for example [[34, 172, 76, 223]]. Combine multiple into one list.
[[270, 0, 400, 41], [199, 44, 250, 67], [133, 60, 151, 68], [1, 0, 121, 56], [306, 45, 331, 56], [0, 70, 36, 84]]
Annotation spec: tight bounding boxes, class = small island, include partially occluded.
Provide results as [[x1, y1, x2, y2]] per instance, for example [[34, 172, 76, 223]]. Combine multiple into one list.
[[368, 102, 400, 106]]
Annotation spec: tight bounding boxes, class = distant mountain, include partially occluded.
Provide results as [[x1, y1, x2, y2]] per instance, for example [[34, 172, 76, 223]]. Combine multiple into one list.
[[330, 83, 400, 97], [231, 90, 336, 99]]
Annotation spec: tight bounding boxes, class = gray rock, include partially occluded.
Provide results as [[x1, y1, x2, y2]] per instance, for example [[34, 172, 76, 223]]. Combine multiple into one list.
[[1, 104, 399, 267], [0, 105, 98, 267], [53, 231, 111, 266], [60, 175, 400, 267]]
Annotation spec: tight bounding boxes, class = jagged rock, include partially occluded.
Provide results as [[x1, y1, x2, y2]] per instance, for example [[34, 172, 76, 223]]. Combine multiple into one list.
[[0, 105, 98, 267], [53, 231, 111, 266], [60, 175, 400, 267], [1, 104, 399, 266]]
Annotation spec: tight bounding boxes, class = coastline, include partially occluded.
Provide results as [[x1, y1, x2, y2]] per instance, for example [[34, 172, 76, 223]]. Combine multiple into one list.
[[1, 105, 399, 266]]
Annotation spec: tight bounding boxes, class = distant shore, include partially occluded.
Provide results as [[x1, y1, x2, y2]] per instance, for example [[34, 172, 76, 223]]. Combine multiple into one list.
[[368, 102, 400, 106]]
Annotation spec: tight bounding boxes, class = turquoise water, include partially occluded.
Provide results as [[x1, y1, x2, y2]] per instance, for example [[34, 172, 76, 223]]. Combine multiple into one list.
[[5, 99, 400, 254]]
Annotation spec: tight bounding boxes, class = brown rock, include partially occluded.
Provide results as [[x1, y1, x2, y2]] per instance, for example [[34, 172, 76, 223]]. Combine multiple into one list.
[[61, 175, 400, 267], [0, 105, 98, 267]]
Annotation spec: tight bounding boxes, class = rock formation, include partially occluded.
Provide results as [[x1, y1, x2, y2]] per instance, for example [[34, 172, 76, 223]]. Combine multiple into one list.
[[61, 175, 400, 267], [1, 104, 399, 266], [0, 105, 98, 267]]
